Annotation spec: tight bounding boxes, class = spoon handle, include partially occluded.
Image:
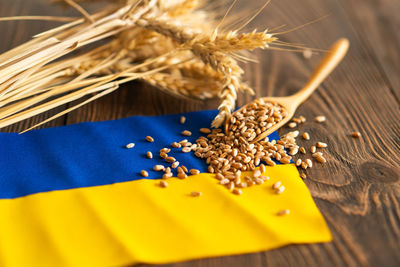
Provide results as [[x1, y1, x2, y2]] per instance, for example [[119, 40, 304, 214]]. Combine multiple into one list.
[[291, 38, 349, 106]]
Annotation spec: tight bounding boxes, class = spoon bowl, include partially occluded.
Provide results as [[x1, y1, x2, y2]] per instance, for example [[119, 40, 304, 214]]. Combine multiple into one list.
[[225, 38, 349, 143]]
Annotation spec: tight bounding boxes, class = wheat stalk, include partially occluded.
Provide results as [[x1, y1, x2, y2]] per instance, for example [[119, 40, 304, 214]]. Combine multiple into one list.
[[142, 71, 222, 99], [0, 0, 292, 131], [137, 10, 279, 127]]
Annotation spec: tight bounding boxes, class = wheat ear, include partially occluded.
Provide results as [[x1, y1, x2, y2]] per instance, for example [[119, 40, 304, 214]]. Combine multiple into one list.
[[138, 12, 279, 127]]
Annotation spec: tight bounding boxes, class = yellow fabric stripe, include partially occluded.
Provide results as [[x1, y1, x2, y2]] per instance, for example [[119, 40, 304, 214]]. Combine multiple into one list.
[[0, 164, 331, 267]]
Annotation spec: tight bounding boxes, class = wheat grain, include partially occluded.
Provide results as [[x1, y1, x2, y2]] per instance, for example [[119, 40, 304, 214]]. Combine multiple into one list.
[[275, 185, 285, 194], [315, 116, 326, 123], [277, 209, 290, 216], [153, 165, 165, 171], [190, 191, 202, 197], [302, 132, 310, 140], [316, 142, 327, 148], [126, 143, 135, 148], [190, 169, 200, 175], [181, 130, 192, 136], [181, 165, 188, 173], [159, 180, 168, 188]]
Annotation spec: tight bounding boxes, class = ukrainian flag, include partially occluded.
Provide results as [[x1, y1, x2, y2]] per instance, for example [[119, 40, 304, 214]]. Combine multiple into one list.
[[0, 110, 331, 267]]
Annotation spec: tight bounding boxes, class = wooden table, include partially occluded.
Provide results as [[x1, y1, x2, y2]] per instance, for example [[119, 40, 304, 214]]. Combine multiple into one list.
[[1, 0, 399, 266]]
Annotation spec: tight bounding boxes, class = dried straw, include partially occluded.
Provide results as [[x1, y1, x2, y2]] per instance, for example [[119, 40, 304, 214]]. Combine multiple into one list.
[[0, 0, 291, 131]]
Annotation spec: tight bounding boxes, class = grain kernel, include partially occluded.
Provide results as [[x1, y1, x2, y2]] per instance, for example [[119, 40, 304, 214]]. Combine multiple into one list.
[[316, 142, 327, 148], [272, 181, 281, 189], [316, 155, 327, 163], [140, 170, 148, 177], [181, 130, 192, 136], [315, 116, 326, 123], [239, 182, 248, 188], [296, 159, 302, 166], [172, 142, 181, 148], [200, 128, 211, 134], [289, 147, 299, 155], [260, 163, 266, 173], [300, 173, 307, 179], [220, 178, 230, 185], [165, 156, 176, 163], [306, 159, 313, 168], [266, 158, 276, 166], [191, 191, 202, 197], [208, 165, 215, 173], [227, 181, 235, 190], [215, 173, 224, 180], [178, 173, 187, 179], [351, 131, 361, 138], [275, 185, 285, 194], [164, 167, 171, 173], [280, 156, 291, 164], [159, 181, 168, 188], [126, 143, 135, 149], [246, 181, 255, 187], [310, 145, 316, 153], [232, 162, 242, 169], [302, 132, 310, 140], [146, 136, 154, 142], [255, 178, 264, 185], [180, 116, 186, 124], [292, 118, 301, 124], [183, 142, 192, 147], [301, 161, 308, 170], [261, 176, 270, 181], [277, 209, 290, 216], [146, 151, 153, 159], [190, 169, 200, 175], [299, 147, 306, 154], [288, 122, 297, 128], [181, 166, 188, 173], [253, 169, 261, 178], [162, 173, 172, 179], [232, 189, 242, 195], [179, 139, 188, 145], [153, 165, 164, 171], [312, 152, 323, 158], [171, 161, 180, 168], [235, 170, 242, 178], [182, 147, 191, 153], [234, 176, 241, 184]]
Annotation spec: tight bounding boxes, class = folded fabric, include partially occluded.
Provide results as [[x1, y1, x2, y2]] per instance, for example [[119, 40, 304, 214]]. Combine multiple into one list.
[[0, 110, 331, 267]]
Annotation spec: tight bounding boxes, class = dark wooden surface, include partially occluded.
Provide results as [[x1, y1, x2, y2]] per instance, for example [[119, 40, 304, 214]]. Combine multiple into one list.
[[1, 0, 400, 266]]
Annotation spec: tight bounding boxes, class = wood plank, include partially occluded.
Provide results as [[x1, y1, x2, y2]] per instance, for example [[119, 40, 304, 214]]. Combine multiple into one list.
[[339, 0, 400, 102]]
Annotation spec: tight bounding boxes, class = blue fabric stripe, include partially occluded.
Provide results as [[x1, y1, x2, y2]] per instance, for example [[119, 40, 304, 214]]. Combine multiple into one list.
[[0, 110, 280, 199]]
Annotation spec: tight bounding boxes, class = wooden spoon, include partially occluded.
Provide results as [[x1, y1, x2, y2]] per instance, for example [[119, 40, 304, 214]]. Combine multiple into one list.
[[225, 38, 349, 143]]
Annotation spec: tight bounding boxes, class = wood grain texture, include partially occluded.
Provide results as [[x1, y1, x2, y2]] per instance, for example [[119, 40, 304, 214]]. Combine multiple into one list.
[[1, 0, 399, 266]]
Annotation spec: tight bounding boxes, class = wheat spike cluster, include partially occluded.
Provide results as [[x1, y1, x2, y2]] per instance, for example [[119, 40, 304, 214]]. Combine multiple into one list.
[[0, 0, 287, 131]]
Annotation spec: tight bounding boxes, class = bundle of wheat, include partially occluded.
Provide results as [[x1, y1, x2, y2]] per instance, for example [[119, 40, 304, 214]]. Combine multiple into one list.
[[0, 0, 308, 132]]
